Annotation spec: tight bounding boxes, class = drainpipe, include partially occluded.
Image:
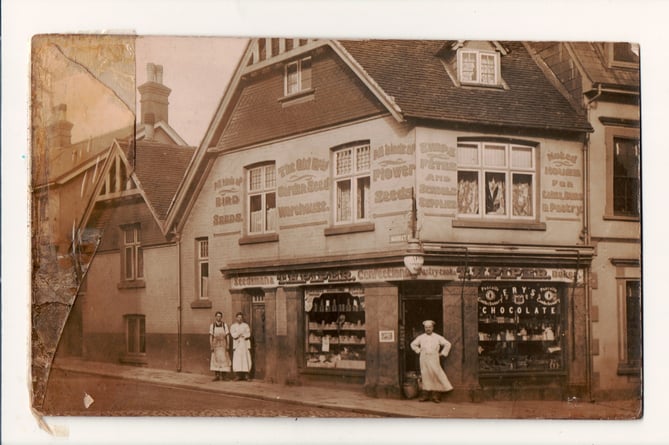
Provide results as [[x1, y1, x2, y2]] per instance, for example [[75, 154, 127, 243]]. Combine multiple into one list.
[[175, 231, 183, 372]]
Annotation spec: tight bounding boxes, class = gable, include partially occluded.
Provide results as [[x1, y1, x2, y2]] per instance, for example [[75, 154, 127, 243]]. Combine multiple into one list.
[[216, 46, 388, 151]]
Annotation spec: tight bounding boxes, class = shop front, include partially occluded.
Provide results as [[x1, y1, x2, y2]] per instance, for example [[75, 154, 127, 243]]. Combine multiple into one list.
[[225, 255, 589, 401]]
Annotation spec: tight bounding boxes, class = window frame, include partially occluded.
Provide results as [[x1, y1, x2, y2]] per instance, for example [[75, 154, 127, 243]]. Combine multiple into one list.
[[458, 49, 500, 86], [455, 140, 539, 223], [284, 56, 312, 97], [197, 237, 209, 300], [246, 162, 278, 237], [121, 314, 147, 364], [332, 142, 372, 226], [605, 126, 640, 221], [612, 259, 642, 376], [607, 42, 640, 69], [121, 224, 143, 282]]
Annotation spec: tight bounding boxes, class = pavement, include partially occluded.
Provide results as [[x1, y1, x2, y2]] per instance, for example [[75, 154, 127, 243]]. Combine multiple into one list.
[[51, 357, 641, 419]]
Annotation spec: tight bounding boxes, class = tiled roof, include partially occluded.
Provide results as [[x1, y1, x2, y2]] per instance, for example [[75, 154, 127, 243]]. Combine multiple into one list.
[[339, 40, 591, 132], [122, 140, 195, 220], [569, 42, 639, 88]]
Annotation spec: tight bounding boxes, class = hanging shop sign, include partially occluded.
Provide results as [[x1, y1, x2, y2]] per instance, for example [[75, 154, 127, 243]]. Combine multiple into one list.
[[230, 265, 583, 289]]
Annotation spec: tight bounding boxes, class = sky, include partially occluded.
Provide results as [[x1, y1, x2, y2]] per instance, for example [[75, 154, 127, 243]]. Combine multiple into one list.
[[135, 36, 248, 147]]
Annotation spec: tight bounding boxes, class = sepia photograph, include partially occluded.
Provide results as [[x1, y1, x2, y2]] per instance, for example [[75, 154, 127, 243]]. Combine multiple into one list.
[[32, 34, 641, 419], [4, 1, 665, 444]]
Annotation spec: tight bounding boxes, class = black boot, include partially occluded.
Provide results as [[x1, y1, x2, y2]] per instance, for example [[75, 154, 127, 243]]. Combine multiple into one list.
[[419, 391, 430, 402]]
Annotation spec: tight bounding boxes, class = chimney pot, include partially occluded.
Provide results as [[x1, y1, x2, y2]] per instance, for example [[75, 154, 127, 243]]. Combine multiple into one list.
[[155, 65, 163, 84]]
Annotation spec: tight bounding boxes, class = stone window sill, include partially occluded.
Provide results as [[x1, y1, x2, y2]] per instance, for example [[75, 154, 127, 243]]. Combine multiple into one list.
[[119, 353, 148, 366], [278, 88, 315, 106], [117, 280, 146, 290], [239, 233, 279, 245], [452, 219, 546, 231], [191, 299, 213, 309], [324, 222, 375, 236], [617, 362, 641, 376]]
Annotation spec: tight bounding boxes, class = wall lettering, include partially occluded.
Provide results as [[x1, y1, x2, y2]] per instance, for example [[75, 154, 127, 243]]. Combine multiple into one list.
[[373, 143, 416, 160], [542, 151, 583, 217]]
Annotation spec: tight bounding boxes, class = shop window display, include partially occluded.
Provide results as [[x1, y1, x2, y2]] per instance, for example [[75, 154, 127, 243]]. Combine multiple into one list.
[[305, 292, 366, 370], [478, 283, 565, 374]]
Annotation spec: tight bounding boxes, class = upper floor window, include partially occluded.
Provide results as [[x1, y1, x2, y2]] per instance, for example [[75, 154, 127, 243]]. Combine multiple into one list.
[[197, 238, 209, 299], [122, 224, 143, 281], [458, 50, 499, 86], [247, 163, 277, 234], [457, 141, 536, 220], [613, 137, 640, 218], [285, 57, 312, 96], [333, 143, 371, 224]]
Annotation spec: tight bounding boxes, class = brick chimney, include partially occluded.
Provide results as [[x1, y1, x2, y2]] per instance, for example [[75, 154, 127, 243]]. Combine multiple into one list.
[[138, 63, 171, 125], [46, 104, 73, 149], [143, 112, 155, 140]]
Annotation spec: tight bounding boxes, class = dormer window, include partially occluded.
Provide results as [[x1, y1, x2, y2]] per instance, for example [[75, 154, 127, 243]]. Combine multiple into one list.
[[284, 56, 312, 96], [607, 42, 639, 69], [458, 49, 499, 86]]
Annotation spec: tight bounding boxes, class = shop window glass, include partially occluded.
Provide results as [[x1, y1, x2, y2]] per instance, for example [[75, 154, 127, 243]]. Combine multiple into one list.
[[478, 283, 564, 374], [305, 291, 366, 370]]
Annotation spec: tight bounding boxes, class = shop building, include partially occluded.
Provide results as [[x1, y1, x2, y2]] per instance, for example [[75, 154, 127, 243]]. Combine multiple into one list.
[[528, 42, 641, 400], [166, 39, 595, 400]]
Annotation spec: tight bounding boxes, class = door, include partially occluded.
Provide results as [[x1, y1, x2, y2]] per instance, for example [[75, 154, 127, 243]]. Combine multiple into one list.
[[399, 282, 443, 381], [250, 303, 266, 379]]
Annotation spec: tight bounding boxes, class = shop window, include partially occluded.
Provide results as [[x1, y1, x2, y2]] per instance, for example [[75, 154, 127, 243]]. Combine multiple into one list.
[[618, 279, 642, 375], [458, 49, 499, 86], [333, 142, 371, 224], [605, 127, 640, 220], [478, 283, 565, 375], [457, 141, 537, 221], [197, 238, 209, 299], [305, 291, 366, 371], [285, 56, 312, 96], [247, 163, 277, 235], [120, 224, 144, 286]]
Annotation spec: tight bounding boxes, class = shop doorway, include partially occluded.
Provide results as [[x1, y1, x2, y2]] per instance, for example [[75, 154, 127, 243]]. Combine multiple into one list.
[[250, 302, 265, 379], [399, 283, 443, 379]]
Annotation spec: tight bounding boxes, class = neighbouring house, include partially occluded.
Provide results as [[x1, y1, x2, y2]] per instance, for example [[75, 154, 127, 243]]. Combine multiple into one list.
[[528, 41, 641, 400]]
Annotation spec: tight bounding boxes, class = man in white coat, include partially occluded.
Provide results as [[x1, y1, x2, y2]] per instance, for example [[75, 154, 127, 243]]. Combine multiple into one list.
[[410, 320, 453, 403]]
